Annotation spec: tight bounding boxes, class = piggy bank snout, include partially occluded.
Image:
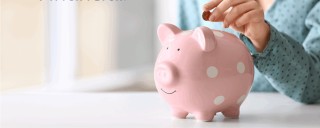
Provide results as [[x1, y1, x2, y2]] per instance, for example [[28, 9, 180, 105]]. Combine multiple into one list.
[[155, 62, 178, 86]]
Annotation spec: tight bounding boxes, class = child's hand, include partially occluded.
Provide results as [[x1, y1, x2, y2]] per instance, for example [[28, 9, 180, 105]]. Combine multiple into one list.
[[203, 0, 270, 52]]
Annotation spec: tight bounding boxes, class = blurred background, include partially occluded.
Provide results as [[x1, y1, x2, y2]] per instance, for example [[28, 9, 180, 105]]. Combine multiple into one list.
[[0, 0, 178, 92]]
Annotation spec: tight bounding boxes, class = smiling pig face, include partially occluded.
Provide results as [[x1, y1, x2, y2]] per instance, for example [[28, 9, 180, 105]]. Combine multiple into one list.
[[154, 23, 254, 121], [154, 23, 216, 94]]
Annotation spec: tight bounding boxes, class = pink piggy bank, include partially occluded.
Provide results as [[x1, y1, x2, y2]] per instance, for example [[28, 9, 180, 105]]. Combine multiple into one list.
[[154, 23, 254, 121]]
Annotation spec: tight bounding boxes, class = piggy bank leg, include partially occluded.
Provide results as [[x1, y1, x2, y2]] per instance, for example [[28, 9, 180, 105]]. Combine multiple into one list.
[[172, 109, 188, 119], [222, 106, 240, 118], [194, 111, 215, 122]]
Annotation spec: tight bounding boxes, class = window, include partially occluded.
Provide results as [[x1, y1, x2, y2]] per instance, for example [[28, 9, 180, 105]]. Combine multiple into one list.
[[1, 0, 178, 92], [1, 0, 46, 90]]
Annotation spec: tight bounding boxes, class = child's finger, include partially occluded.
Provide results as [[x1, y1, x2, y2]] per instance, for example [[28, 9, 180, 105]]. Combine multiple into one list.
[[230, 23, 245, 33], [212, 12, 228, 22], [209, 0, 250, 21], [224, 1, 258, 27], [203, 0, 223, 11], [234, 9, 264, 27]]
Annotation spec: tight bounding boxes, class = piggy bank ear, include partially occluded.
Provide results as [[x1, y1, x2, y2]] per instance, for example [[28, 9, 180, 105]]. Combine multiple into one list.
[[192, 27, 216, 52], [157, 23, 181, 46]]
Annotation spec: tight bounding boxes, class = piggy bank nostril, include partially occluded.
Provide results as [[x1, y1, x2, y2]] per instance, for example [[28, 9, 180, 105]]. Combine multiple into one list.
[[155, 62, 178, 85], [159, 71, 167, 79], [163, 72, 167, 77]]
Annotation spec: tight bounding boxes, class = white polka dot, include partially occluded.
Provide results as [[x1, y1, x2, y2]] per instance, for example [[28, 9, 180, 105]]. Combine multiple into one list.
[[237, 95, 247, 104], [237, 62, 245, 74], [207, 66, 218, 78], [213, 31, 224, 37], [214, 96, 225, 105]]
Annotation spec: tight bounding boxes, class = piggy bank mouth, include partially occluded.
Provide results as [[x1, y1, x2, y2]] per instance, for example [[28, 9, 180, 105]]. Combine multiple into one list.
[[161, 88, 176, 94]]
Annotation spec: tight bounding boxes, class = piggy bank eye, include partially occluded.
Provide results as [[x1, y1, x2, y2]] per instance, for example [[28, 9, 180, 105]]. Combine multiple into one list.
[[177, 48, 180, 51], [166, 47, 169, 50]]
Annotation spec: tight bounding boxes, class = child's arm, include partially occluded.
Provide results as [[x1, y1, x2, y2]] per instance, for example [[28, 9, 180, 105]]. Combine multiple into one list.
[[240, 2, 320, 104]]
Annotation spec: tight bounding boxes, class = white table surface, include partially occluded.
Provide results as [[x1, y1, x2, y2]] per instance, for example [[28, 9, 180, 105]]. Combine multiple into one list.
[[1, 91, 320, 128]]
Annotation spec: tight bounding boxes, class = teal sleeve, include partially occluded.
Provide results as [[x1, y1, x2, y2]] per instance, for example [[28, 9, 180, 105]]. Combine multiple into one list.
[[178, 0, 200, 30], [240, 3, 320, 104]]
